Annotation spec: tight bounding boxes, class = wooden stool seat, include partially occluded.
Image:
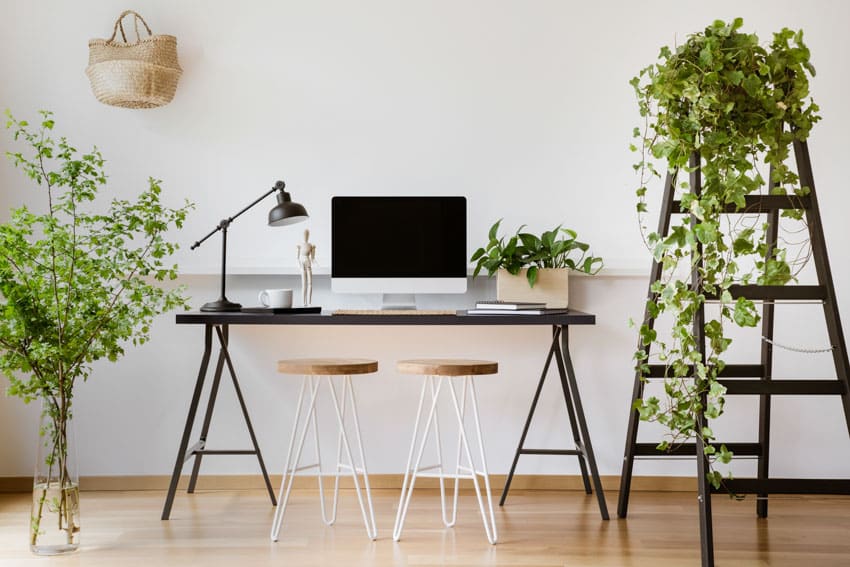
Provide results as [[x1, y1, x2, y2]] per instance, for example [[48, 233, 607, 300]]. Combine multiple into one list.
[[397, 358, 498, 377], [277, 358, 378, 376]]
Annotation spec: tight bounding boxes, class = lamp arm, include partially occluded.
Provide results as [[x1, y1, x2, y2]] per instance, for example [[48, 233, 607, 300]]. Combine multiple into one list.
[[229, 181, 284, 224], [190, 181, 286, 250]]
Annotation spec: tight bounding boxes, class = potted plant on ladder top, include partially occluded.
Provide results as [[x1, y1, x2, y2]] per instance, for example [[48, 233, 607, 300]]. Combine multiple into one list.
[[630, 18, 820, 485]]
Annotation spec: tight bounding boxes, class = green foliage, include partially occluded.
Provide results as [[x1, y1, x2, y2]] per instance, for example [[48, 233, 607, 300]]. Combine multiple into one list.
[[630, 19, 818, 486], [0, 111, 192, 531], [470, 219, 603, 287]]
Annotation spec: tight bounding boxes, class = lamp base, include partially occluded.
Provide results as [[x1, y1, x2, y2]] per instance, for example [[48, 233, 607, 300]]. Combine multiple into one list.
[[200, 298, 243, 312]]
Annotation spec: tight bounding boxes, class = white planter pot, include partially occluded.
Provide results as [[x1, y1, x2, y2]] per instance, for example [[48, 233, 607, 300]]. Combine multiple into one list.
[[496, 268, 569, 308]]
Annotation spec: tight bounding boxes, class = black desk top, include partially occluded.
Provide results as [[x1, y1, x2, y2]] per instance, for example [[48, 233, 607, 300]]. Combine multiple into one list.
[[176, 309, 595, 326]]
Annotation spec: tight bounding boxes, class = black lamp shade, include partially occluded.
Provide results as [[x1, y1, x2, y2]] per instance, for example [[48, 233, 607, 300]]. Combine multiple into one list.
[[268, 191, 309, 226]]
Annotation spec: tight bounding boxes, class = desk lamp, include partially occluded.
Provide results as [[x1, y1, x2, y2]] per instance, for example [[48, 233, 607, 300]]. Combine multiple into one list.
[[191, 180, 308, 312]]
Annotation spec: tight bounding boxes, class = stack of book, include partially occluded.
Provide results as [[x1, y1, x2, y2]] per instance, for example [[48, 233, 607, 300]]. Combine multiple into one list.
[[465, 301, 567, 315]]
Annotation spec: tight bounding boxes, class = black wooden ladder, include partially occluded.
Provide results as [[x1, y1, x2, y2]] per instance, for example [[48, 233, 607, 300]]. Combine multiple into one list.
[[617, 141, 850, 567]]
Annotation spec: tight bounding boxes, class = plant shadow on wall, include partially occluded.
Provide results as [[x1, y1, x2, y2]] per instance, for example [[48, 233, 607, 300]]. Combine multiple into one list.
[[0, 110, 193, 554], [630, 19, 818, 488]]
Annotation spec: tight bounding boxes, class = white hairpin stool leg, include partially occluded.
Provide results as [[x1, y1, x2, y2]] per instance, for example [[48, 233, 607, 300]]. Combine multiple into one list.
[[345, 376, 379, 540], [326, 375, 377, 540], [447, 376, 498, 544], [311, 376, 333, 525], [323, 376, 346, 528], [429, 376, 452, 528], [271, 375, 322, 541], [393, 375, 444, 542], [446, 376, 468, 529], [393, 375, 430, 541], [468, 378, 498, 544], [329, 375, 378, 540]]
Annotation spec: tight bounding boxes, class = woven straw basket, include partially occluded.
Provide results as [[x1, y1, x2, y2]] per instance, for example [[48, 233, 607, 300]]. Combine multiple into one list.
[[86, 10, 182, 109]]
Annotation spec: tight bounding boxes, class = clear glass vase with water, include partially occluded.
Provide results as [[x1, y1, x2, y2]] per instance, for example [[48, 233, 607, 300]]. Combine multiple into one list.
[[30, 401, 80, 555]]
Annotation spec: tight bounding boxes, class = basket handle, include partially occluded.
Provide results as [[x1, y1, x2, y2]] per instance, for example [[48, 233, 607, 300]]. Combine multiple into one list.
[[107, 10, 153, 44]]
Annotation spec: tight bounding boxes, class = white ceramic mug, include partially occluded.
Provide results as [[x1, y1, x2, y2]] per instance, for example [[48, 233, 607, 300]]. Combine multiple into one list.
[[258, 288, 293, 309]]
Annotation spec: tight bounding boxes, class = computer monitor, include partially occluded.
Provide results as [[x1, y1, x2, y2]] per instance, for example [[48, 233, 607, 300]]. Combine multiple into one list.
[[331, 196, 467, 308]]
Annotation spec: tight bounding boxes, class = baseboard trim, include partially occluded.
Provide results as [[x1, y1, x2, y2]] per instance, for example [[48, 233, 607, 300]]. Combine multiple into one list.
[[0, 474, 697, 493]]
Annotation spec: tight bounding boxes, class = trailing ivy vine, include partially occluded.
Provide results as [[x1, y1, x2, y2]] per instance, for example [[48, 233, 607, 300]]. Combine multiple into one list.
[[631, 18, 819, 487]]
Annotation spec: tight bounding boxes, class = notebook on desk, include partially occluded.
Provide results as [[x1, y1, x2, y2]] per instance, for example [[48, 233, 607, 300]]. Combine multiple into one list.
[[332, 309, 458, 315], [464, 308, 569, 315]]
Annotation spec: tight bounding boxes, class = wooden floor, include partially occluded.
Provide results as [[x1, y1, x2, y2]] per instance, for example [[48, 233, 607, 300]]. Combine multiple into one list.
[[1, 488, 849, 566]]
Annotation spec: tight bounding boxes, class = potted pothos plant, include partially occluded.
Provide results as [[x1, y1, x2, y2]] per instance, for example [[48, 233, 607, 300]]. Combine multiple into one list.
[[471, 219, 603, 307], [631, 19, 818, 487], [0, 110, 192, 554]]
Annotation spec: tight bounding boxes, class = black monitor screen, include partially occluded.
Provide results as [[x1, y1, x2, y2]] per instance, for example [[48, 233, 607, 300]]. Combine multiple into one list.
[[331, 196, 467, 278]]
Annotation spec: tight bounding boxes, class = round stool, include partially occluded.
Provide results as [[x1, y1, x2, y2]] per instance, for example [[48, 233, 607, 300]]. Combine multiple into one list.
[[392, 358, 499, 545], [270, 358, 378, 542]]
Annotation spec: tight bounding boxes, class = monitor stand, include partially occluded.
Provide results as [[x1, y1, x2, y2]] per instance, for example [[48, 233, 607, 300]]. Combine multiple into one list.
[[381, 293, 416, 310]]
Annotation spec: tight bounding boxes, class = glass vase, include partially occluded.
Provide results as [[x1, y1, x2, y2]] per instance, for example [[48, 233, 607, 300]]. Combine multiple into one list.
[[30, 400, 80, 555]]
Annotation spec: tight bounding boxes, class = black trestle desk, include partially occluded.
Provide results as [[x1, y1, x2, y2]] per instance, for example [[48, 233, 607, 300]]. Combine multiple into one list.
[[162, 310, 610, 522]]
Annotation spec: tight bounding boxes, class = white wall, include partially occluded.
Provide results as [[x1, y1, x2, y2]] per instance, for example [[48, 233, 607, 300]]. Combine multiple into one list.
[[1, 0, 849, 480]]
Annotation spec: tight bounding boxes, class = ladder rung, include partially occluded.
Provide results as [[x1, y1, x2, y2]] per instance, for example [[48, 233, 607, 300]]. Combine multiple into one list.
[[715, 478, 850, 494], [705, 285, 826, 301], [519, 449, 583, 456], [644, 364, 764, 379], [633, 442, 761, 457], [672, 194, 811, 214], [720, 379, 846, 395], [193, 449, 257, 456]]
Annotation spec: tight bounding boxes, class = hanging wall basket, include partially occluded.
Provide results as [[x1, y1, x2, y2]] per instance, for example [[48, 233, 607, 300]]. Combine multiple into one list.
[[86, 10, 182, 109]]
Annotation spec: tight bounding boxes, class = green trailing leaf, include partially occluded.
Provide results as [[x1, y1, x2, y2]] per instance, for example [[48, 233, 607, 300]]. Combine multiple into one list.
[[717, 444, 734, 464], [694, 221, 719, 244], [761, 253, 794, 285], [707, 470, 723, 490], [639, 396, 661, 420], [733, 297, 760, 327], [732, 228, 757, 255]]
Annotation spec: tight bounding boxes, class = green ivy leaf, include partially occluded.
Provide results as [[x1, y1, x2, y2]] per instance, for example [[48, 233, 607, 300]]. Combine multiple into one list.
[[694, 222, 719, 244], [733, 297, 759, 328]]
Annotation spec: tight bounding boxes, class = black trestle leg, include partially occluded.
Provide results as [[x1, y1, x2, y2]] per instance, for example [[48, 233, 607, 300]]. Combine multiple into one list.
[[500, 327, 560, 506], [559, 326, 609, 520], [162, 324, 213, 520], [215, 325, 277, 506], [552, 332, 591, 493], [187, 344, 227, 494]]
